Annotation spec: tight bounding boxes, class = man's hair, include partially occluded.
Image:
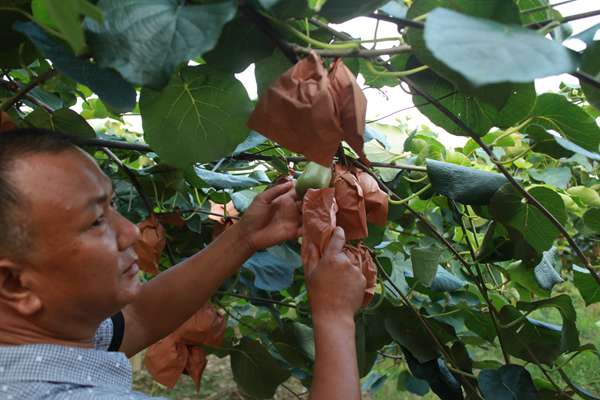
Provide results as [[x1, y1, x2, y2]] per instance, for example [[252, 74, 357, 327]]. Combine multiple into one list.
[[0, 128, 79, 259]]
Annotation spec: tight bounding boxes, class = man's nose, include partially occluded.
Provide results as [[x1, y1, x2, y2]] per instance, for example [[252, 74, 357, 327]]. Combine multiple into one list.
[[115, 211, 141, 251]]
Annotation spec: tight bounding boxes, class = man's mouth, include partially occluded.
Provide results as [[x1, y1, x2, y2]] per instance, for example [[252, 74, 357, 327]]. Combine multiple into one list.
[[123, 260, 140, 276]]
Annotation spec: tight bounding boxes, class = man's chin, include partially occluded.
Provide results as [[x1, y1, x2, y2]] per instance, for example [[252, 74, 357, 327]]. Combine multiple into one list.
[[119, 276, 143, 305]]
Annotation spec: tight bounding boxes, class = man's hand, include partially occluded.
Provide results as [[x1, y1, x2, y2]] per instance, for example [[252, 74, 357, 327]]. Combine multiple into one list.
[[304, 227, 366, 321], [237, 179, 302, 252], [304, 227, 366, 400]]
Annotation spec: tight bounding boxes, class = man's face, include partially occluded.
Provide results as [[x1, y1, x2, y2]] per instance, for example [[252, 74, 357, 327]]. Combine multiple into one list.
[[11, 148, 141, 325]]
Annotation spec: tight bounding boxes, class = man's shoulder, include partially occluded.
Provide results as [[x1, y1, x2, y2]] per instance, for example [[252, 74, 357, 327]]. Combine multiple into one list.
[[4, 381, 168, 399]]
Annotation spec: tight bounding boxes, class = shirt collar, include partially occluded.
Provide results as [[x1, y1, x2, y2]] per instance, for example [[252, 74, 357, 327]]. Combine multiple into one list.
[[0, 343, 132, 388]]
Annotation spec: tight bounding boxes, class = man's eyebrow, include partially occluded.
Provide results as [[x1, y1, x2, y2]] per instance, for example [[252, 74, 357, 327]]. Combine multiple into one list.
[[86, 179, 114, 208]]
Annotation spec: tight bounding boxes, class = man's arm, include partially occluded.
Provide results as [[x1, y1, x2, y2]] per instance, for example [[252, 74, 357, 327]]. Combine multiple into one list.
[[304, 227, 366, 400], [118, 180, 300, 357]]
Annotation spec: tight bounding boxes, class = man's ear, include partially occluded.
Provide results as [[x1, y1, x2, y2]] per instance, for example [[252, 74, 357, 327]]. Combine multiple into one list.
[[0, 259, 42, 316]]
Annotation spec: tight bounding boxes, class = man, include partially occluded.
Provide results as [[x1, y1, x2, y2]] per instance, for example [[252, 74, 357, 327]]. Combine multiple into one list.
[[0, 128, 367, 399]]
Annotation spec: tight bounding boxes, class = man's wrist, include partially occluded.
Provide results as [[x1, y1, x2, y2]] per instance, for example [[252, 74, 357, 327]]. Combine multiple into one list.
[[226, 222, 256, 260], [312, 312, 356, 332]]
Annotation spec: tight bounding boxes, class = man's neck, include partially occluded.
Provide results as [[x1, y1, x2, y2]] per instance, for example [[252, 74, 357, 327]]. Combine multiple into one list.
[[0, 306, 96, 348]]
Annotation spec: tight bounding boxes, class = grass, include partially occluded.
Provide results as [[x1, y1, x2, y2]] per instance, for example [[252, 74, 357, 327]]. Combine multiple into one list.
[[132, 283, 600, 399]]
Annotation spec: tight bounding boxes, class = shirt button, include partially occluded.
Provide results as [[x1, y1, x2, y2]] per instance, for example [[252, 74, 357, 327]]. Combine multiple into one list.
[[1, 385, 8, 391], [35, 356, 42, 362], [77, 355, 83, 361]]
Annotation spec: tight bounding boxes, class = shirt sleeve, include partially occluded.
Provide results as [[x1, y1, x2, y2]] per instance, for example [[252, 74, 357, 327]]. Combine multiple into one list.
[[93, 311, 125, 352]]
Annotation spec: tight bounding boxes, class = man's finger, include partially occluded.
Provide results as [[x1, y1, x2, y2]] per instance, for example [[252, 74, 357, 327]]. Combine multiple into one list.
[[258, 180, 294, 204], [323, 227, 346, 257]]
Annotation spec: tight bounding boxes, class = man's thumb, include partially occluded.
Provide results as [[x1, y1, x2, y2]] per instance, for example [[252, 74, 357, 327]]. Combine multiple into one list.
[[323, 227, 346, 257]]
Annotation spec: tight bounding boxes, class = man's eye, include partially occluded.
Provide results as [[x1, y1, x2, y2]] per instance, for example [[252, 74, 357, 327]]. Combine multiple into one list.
[[92, 215, 105, 227]]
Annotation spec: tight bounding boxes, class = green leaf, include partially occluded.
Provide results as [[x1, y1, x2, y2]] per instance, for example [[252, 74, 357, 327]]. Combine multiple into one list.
[[498, 305, 565, 364], [504, 260, 550, 297], [528, 167, 572, 190], [489, 184, 567, 253], [379, 1, 407, 18], [140, 65, 253, 167], [193, 168, 261, 190], [478, 365, 537, 400], [230, 337, 291, 399], [402, 347, 464, 400], [204, 16, 275, 73], [528, 93, 600, 153], [319, 0, 388, 23], [409, 65, 497, 137], [0, 5, 39, 69], [567, 186, 600, 208], [573, 265, 600, 306], [410, 245, 444, 286], [397, 370, 430, 396], [254, 48, 293, 96], [429, 267, 466, 292], [14, 21, 136, 112], [427, 159, 508, 205], [424, 8, 578, 86], [583, 209, 600, 233], [517, 295, 580, 354], [25, 108, 95, 138], [463, 309, 497, 342], [385, 306, 456, 363], [359, 59, 399, 89], [243, 244, 301, 291], [493, 83, 537, 130], [36, 0, 86, 54], [406, 0, 523, 109], [307, 0, 327, 11], [86, 0, 236, 87], [533, 248, 563, 291]]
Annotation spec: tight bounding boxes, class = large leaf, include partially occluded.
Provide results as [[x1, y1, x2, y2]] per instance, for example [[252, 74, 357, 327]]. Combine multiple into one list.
[[402, 347, 464, 400], [528, 167, 572, 190], [573, 265, 600, 306], [528, 93, 600, 154], [410, 245, 444, 286], [0, 5, 39, 69], [409, 65, 497, 137], [385, 306, 456, 363], [497, 306, 566, 364], [581, 42, 600, 112], [406, 0, 523, 109], [489, 184, 567, 254], [478, 365, 537, 400], [583, 209, 600, 233], [35, 0, 102, 55], [193, 168, 261, 190], [24, 107, 95, 138], [517, 295, 580, 354], [254, 47, 293, 96], [140, 65, 253, 167], [204, 15, 274, 73], [424, 8, 578, 86], [230, 337, 291, 399], [319, 0, 388, 23], [14, 21, 136, 112], [243, 244, 301, 291], [427, 159, 508, 205], [86, 0, 236, 87]]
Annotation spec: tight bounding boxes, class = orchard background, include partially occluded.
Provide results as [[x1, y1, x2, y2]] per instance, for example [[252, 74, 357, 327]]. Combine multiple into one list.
[[1, 0, 600, 399]]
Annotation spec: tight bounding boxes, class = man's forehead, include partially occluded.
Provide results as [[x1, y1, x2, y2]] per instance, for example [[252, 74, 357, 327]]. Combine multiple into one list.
[[11, 149, 111, 208]]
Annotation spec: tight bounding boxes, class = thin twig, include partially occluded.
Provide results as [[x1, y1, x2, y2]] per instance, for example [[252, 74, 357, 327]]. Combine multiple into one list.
[[367, 12, 425, 29], [216, 290, 302, 309], [522, 0, 579, 14], [0, 69, 57, 111], [286, 42, 412, 58]]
